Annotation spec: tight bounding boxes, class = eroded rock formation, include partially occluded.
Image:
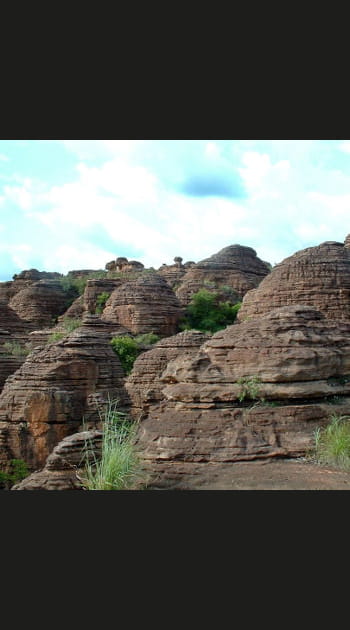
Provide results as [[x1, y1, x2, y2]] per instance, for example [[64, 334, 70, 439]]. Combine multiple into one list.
[[0, 315, 128, 470], [175, 244, 271, 306], [12, 430, 102, 490], [102, 273, 183, 337], [238, 239, 350, 322], [131, 306, 350, 464], [126, 330, 210, 419]]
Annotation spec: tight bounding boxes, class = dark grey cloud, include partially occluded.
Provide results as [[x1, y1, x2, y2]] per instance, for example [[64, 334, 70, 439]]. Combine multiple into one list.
[[179, 172, 246, 199]]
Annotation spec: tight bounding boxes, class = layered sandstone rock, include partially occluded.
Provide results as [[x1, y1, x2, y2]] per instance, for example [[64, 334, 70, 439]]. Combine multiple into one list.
[[102, 273, 183, 337], [83, 278, 124, 314], [175, 244, 271, 306], [105, 257, 144, 273], [12, 430, 102, 490], [0, 315, 128, 470], [9, 280, 70, 329], [131, 306, 350, 464], [126, 330, 210, 419], [237, 239, 350, 322]]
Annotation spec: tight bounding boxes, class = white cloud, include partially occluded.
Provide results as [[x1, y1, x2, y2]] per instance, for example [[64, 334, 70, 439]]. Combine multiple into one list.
[[339, 141, 350, 154], [0, 153, 9, 162]]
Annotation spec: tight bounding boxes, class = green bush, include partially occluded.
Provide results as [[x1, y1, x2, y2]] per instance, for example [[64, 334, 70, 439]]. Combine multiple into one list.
[[80, 399, 147, 490], [0, 458, 29, 490], [134, 332, 160, 346], [2, 341, 29, 357], [237, 375, 262, 402], [95, 292, 110, 314], [314, 414, 350, 470], [180, 289, 241, 333], [110, 336, 141, 374]]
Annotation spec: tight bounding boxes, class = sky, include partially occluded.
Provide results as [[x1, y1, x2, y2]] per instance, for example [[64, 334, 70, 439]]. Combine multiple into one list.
[[0, 139, 350, 281]]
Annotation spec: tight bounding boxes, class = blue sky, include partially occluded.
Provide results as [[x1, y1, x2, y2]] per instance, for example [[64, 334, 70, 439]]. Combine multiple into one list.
[[0, 139, 350, 281]]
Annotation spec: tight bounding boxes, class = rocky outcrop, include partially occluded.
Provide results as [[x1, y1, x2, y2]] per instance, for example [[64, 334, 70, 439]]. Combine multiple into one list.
[[158, 257, 188, 290], [175, 244, 271, 306], [0, 315, 128, 471], [126, 330, 210, 419], [101, 273, 183, 337], [131, 306, 350, 464], [83, 278, 124, 314], [8, 280, 70, 329], [238, 239, 350, 322], [105, 257, 144, 273], [12, 430, 102, 490]]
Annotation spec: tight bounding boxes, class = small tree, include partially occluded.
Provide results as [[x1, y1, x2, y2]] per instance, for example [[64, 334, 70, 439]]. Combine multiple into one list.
[[110, 336, 141, 375], [180, 289, 241, 333], [95, 292, 110, 314]]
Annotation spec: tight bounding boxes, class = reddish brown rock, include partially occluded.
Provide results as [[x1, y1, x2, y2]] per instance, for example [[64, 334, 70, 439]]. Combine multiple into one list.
[[8, 280, 70, 329], [175, 244, 271, 306], [0, 315, 128, 471], [126, 330, 210, 419], [132, 306, 350, 464], [238, 239, 350, 322], [12, 429, 102, 490], [102, 273, 183, 337]]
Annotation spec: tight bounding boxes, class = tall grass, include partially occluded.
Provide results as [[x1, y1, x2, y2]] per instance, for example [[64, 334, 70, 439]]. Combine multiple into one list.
[[314, 414, 350, 470], [81, 399, 146, 490]]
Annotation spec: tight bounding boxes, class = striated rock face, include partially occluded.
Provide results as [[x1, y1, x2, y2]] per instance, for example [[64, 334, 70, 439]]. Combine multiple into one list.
[[12, 430, 102, 491], [132, 306, 350, 464], [175, 244, 271, 306], [0, 316, 128, 470], [8, 280, 70, 329], [238, 240, 350, 322], [126, 330, 210, 419], [83, 278, 124, 314], [102, 273, 183, 337]]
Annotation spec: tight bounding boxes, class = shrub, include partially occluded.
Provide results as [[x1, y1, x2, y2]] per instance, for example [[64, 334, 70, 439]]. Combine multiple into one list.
[[110, 336, 141, 374], [95, 292, 110, 314], [134, 332, 160, 346], [237, 375, 262, 402], [80, 399, 147, 490], [2, 341, 29, 357], [180, 289, 241, 333], [314, 414, 350, 470], [47, 331, 65, 343], [0, 458, 29, 490]]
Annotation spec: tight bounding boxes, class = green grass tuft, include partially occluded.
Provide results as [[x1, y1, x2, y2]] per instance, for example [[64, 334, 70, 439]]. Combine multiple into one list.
[[314, 414, 350, 470], [80, 399, 147, 490]]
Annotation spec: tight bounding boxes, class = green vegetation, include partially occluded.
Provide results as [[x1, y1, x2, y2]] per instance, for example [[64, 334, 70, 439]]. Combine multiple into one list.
[[314, 414, 350, 470], [237, 375, 262, 403], [134, 332, 160, 346], [110, 333, 160, 374], [95, 292, 110, 314], [2, 341, 29, 357], [180, 289, 242, 334], [47, 318, 82, 344], [110, 336, 140, 374], [80, 400, 147, 490], [0, 458, 29, 490]]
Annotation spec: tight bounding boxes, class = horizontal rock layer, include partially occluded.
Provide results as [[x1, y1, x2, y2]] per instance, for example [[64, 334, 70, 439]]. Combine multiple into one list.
[[131, 305, 350, 463], [238, 240, 350, 322], [0, 316, 128, 470]]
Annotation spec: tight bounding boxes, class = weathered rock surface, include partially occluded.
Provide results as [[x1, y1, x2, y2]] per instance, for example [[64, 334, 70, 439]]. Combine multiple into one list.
[[8, 280, 70, 329], [12, 430, 102, 490], [0, 315, 128, 470], [238, 239, 350, 322], [102, 273, 183, 337], [175, 244, 271, 306], [126, 330, 210, 419], [131, 306, 350, 464]]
